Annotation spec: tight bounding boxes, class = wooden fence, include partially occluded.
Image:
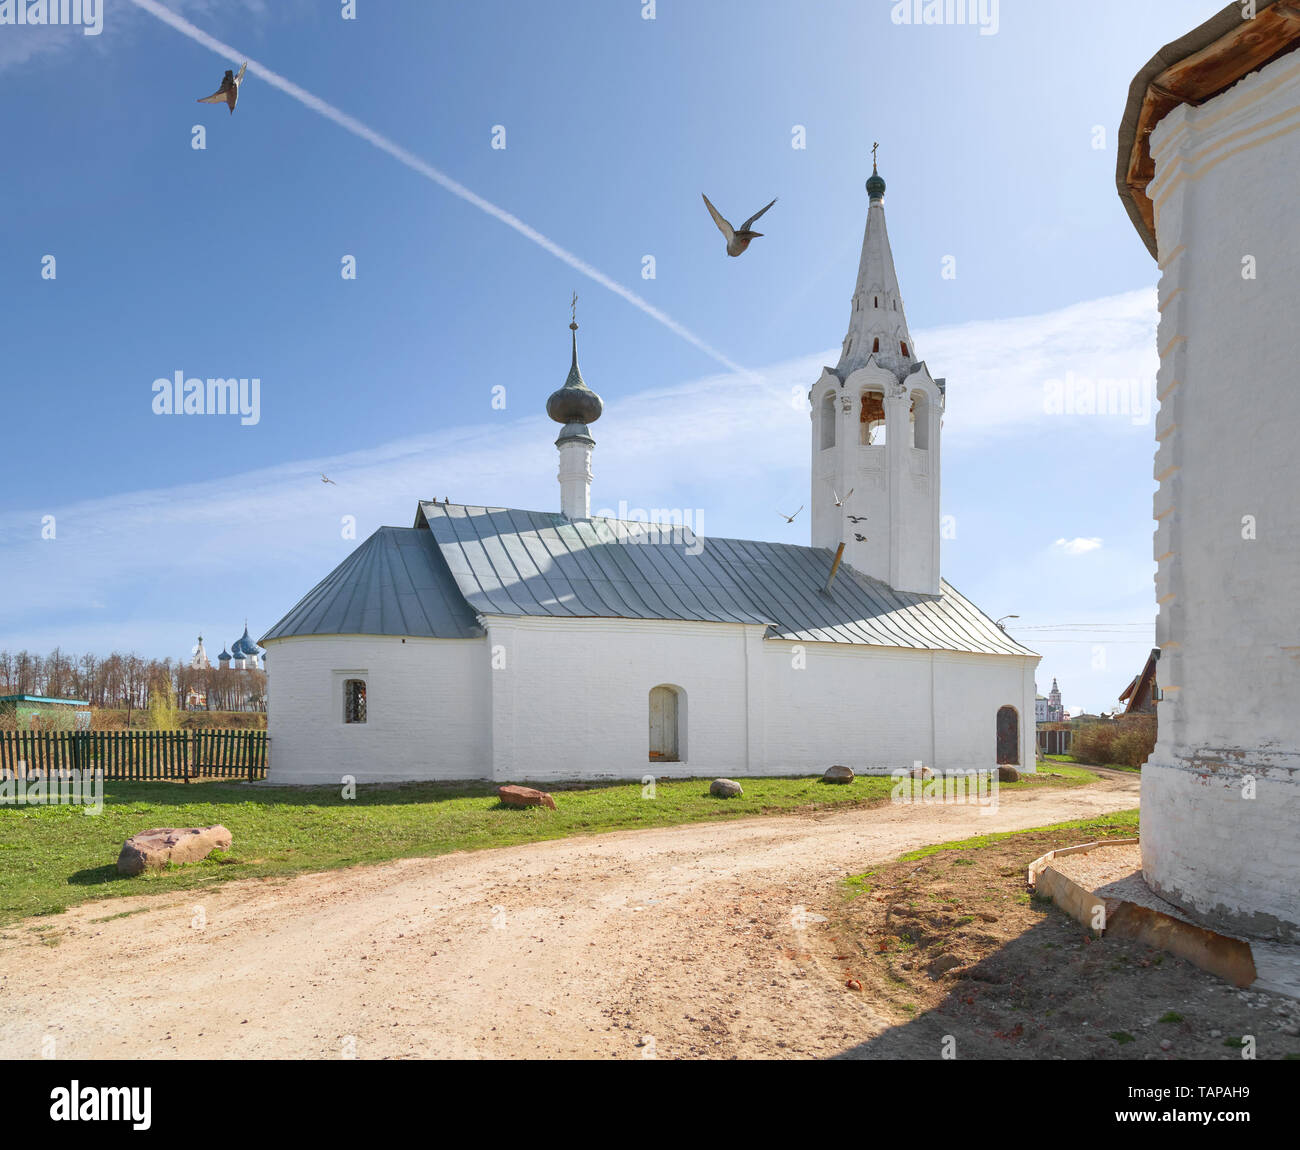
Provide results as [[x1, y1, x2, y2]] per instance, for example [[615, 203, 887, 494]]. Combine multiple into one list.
[[0, 730, 268, 781]]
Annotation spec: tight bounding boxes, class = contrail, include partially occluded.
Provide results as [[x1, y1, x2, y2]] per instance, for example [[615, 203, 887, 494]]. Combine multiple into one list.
[[129, 0, 752, 378]]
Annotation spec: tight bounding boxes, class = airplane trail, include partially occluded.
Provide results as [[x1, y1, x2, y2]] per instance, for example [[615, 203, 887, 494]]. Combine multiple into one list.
[[128, 0, 752, 378]]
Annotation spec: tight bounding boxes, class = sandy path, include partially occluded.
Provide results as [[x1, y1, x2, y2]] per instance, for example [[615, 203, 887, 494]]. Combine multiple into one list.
[[0, 773, 1138, 1060]]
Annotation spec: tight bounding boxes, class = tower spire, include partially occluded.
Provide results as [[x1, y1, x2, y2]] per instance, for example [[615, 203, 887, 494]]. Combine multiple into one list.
[[838, 154, 913, 379], [547, 298, 603, 520]]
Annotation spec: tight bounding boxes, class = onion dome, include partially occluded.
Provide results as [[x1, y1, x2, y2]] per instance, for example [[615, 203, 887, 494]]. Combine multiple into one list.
[[232, 623, 261, 659], [866, 163, 886, 201], [218, 647, 232, 662], [547, 321, 603, 441]]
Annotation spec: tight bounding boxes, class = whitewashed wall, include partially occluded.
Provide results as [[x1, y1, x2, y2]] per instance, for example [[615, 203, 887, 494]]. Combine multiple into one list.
[[265, 619, 1036, 787], [263, 634, 491, 784], [483, 615, 1035, 782], [1142, 50, 1300, 941]]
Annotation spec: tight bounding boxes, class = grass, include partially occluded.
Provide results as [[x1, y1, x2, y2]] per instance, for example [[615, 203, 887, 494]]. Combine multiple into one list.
[[0, 774, 889, 926], [0, 766, 1104, 927], [1044, 753, 1142, 774], [890, 809, 1139, 863]]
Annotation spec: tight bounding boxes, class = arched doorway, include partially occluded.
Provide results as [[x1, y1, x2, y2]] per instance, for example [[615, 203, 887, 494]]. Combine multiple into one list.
[[649, 685, 682, 762], [996, 705, 1020, 765]]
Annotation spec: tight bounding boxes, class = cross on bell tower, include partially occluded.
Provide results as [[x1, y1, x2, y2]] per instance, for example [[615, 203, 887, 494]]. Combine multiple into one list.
[[807, 155, 946, 595]]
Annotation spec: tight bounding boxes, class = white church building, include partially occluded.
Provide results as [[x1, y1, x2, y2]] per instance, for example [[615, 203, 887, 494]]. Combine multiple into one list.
[[261, 163, 1040, 784]]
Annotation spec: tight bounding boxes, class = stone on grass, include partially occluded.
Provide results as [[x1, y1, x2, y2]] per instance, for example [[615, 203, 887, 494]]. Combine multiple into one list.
[[497, 784, 557, 811], [998, 765, 1021, 783], [823, 765, 854, 784], [117, 825, 232, 876], [710, 778, 743, 798]]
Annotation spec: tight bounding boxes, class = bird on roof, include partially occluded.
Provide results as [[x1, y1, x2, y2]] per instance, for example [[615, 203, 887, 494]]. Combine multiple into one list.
[[321, 473, 336, 485], [778, 505, 803, 524], [833, 488, 854, 507], [702, 193, 777, 257], [197, 62, 248, 114]]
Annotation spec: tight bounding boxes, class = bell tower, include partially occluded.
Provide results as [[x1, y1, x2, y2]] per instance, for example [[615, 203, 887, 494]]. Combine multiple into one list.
[[809, 154, 945, 595]]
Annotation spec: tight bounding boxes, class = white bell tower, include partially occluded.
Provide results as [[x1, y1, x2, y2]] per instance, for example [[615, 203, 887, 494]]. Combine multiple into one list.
[[809, 156, 944, 595]]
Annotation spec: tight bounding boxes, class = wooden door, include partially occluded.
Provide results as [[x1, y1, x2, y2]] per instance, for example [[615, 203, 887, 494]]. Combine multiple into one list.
[[649, 686, 678, 762]]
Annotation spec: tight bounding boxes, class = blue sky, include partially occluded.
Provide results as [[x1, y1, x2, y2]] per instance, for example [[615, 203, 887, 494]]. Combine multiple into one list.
[[0, 0, 1227, 712]]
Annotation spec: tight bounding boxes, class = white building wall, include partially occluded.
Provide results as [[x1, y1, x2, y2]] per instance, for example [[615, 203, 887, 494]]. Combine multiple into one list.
[[1142, 50, 1300, 941], [263, 620, 1036, 787], [263, 634, 491, 784]]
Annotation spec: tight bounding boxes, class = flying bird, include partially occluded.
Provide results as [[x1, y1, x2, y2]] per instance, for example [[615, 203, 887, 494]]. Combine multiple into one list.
[[702, 193, 777, 257], [854, 533, 868, 543], [321, 473, 336, 485], [833, 488, 854, 507], [846, 514, 868, 524], [779, 506, 803, 524], [197, 62, 248, 114]]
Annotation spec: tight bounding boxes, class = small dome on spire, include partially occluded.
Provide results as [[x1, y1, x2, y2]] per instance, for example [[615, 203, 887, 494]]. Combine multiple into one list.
[[866, 141, 886, 200], [546, 318, 603, 432]]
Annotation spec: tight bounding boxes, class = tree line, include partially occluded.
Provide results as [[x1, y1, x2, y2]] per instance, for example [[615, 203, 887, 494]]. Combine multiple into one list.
[[0, 648, 267, 717]]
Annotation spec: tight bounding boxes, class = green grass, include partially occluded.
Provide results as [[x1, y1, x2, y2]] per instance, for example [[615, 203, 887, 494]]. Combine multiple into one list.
[[1044, 753, 1141, 773], [0, 775, 910, 926], [1, 766, 1105, 927], [890, 809, 1139, 863]]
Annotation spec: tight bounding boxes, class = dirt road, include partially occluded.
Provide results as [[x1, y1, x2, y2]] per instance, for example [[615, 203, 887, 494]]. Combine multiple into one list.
[[0, 773, 1139, 1060]]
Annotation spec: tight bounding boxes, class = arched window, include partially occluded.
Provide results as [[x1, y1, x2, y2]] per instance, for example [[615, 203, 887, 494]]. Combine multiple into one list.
[[996, 706, 1020, 765], [649, 685, 684, 762], [820, 393, 836, 450], [860, 390, 886, 445], [900, 341, 909, 356], [910, 390, 929, 449], [872, 337, 879, 353], [873, 296, 878, 308], [344, 679, 367, 724]]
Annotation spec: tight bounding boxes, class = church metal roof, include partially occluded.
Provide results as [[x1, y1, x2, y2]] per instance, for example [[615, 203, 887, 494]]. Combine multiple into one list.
[[260, 525, 485, 643], [406, 503, 1036, 656], [262, 504, 1036, 657]]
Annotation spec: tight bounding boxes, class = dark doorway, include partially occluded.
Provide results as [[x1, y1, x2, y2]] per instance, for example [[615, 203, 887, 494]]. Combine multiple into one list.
[[996, 705, 1020, 765]]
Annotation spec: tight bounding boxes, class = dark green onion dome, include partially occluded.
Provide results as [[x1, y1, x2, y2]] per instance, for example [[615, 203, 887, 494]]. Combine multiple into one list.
[[547, 323, 603, 429], [866, 167, 886, 201]]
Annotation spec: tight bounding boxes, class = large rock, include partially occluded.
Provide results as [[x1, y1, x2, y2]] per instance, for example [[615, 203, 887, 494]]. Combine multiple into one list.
[[710, 778, 743, 798], [117, 825, 232, 876], [823, 765, 855, 784], [998, 765, 1021, 783], [497, 785, 557, 811]]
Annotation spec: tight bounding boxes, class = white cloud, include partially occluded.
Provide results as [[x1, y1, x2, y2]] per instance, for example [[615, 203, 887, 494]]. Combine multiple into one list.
[[1053, 537, 1104, 555], [0, 288, 1159, 656]]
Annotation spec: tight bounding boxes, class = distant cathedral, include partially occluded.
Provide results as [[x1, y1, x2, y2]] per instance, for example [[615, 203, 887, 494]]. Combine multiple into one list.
[[185, 625, 265, 710]]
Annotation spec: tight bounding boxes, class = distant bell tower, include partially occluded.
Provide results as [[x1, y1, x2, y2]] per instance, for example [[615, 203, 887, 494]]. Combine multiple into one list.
[[809, 152, 945, 595]]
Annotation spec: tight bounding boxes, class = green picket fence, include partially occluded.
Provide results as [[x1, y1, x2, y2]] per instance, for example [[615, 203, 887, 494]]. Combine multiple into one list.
[[0, 730, 268, 781]]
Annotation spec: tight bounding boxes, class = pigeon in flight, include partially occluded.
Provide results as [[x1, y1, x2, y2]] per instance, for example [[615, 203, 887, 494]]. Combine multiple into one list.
[[702, 193, 777, 257], [846, 514, 868, 524], [321, 473, 336, 485], [854, 533, 868, 543], [779, 505, 803, 524], [197, 62, 248, 114], [833, 488, 854, 507]]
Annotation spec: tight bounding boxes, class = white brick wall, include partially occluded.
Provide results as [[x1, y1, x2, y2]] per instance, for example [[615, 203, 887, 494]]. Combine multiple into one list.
[[266, 617, 1036, 785], [263, 634, 491, 784], [1141, 49, 1300, 941]]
